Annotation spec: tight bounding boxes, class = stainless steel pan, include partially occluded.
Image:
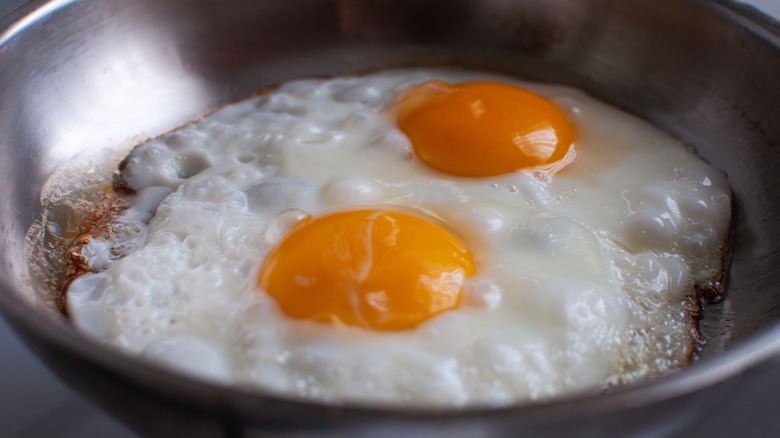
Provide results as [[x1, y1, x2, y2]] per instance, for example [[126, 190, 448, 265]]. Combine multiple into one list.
[[2, 0, 780, 436]]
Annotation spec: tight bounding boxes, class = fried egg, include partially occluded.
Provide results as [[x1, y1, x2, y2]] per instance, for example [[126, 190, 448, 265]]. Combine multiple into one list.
[[37, 68, 731, 406]]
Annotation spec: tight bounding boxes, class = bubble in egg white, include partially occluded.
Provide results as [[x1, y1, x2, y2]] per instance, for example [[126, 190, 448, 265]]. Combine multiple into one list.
[[370, 129, 413, 158], [333, 83, 384, 105], [264, 209, 310, 244], [320, 176, 390, 208]]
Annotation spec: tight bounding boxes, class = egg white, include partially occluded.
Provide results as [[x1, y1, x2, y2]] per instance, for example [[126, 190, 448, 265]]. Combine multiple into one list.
[[54, 68, 731, 406]]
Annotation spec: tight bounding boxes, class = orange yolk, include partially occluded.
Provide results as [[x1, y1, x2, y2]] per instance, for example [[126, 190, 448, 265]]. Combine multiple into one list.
[[396, 81, 576, 177], [257, 209, 475, 331]]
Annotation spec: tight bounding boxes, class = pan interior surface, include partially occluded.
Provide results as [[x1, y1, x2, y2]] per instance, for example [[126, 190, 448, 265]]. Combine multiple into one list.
[[1, 0, 780, 436]]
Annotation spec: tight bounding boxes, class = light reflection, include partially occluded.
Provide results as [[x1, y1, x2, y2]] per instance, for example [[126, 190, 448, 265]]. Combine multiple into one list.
[[0, 0, 74, 43], [513, 127, 558, 162], [17, 15, 213, 174]]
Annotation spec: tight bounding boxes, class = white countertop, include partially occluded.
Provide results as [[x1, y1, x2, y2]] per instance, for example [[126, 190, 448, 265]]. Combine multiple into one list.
[[1, 1, 779, 437], [747, 0, 780, 17]]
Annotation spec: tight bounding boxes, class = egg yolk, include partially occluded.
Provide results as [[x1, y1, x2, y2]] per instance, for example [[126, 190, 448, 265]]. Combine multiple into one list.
[[257, 209, 475, 331], [396, 81, 576, 177]]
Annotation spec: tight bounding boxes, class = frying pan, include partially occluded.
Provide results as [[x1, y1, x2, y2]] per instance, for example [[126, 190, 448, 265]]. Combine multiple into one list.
[[1, 0, 780, 436]]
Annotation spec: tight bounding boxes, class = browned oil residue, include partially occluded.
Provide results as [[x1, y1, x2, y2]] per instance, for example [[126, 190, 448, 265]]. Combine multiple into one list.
[[57, 190, 130, 315]]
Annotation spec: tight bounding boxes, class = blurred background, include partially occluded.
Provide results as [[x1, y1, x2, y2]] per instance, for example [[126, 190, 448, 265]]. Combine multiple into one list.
[[1, 1, 779, 437]]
